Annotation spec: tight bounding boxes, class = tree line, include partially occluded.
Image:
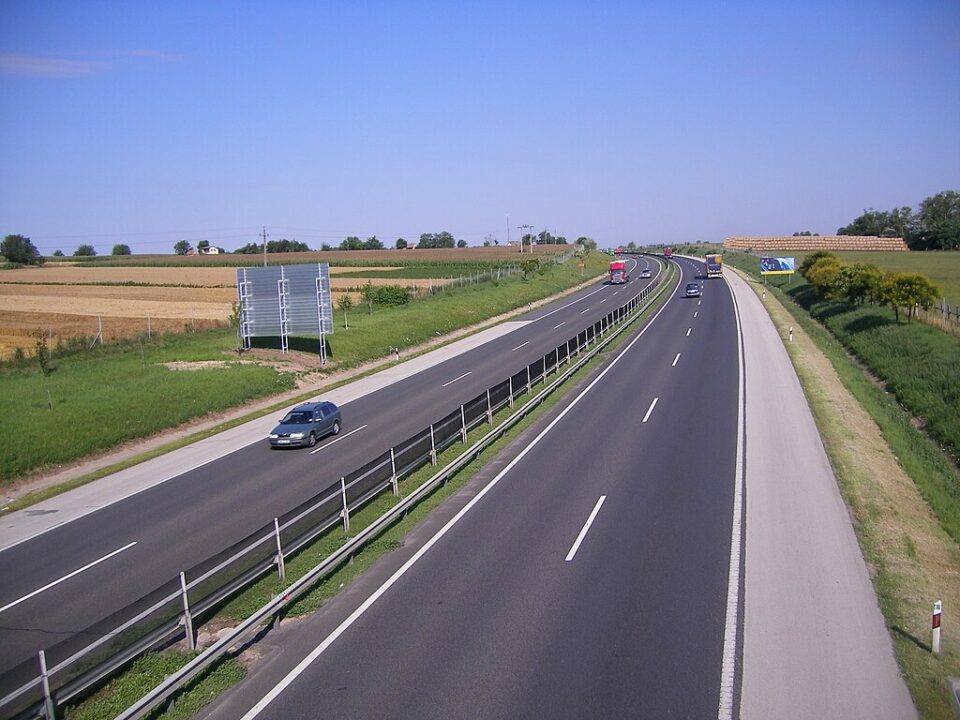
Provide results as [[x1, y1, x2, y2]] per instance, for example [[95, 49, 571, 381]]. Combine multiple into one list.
[[800, 251, 941, 322], [837, 190, 959, 250]]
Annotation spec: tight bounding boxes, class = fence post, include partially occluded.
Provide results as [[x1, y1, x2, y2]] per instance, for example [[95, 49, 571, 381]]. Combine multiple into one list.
[[486, 389, 493, 424], [509, 376, 514, 408], [340, 477, 350, 533], [390, 447, 399, 495], [430, 424, 437, 465], [274, 518, 285, 581], [460, 404, 467, 443], [147, 315, 151, 339], [39, 650, 55, 720], [179, 572, 195, 651]]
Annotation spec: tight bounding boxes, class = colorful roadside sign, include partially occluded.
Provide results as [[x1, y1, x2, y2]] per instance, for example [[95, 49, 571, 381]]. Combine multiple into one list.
[[760, 257, 796, 275]]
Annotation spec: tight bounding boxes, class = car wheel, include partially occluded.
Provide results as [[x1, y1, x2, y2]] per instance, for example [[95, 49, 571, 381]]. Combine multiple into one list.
[[307, 432, 316, 447], [331, 420, 341, 436]]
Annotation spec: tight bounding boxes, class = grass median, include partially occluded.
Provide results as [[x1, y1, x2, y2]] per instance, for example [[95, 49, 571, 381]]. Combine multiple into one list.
[[61, 264, 675, 720]]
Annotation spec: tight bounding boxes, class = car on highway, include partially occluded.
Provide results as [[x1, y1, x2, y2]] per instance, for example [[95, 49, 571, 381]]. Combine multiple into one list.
[[269, 401, 341, 448], [684, 282, 701, 298], [640, 268, 652, 278]]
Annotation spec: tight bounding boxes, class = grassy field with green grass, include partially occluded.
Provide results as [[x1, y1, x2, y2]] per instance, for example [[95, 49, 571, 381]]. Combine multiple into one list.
[[0, 253, 609, 484]]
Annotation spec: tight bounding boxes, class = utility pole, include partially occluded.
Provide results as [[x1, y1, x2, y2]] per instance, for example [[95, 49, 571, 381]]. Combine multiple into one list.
[[261, 226, 268, 267], [506, 214, 510, 248], [518, 224, 533, 254]]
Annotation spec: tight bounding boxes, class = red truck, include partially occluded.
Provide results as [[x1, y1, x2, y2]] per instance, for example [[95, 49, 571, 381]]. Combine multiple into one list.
[[609, 260, 629, 284], [664, 247, 672, 258]]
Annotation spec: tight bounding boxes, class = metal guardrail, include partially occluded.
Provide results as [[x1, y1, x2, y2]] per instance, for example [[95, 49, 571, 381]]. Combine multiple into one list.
[[0, 260, 674, 720]]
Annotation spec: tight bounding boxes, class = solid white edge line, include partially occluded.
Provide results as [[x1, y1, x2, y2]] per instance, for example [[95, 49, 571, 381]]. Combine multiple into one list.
[[240, 264, 685, 720], [717, 274, 745, 720], [309, 425, 368, 455], [641, 397, 659, 423], [672, 353, 681, 367], [510, 341, 530, 352], [565, 495, 606, 562], [0, 541, 138, 614], [441, 371, 472, 388]]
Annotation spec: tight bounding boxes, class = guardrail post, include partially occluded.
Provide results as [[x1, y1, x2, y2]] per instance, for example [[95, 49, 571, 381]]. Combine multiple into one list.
[[526, 366, 531, 394], [39, 650, 55, 720], [508, 376, 514, 408], [390, 447, 399, 496], [460, 405, 467, 443], [179, 572, 195, 651], [274, 518, 285, 581], [429, 424, 437, 465], [486, 389, 493, 424], [340, 477, 350, 533]]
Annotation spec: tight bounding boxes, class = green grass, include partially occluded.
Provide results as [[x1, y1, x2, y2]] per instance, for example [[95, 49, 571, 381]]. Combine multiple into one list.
[[0, 254, 608, 485], [334, 264, 522, 279], [63, 652, 245, 720], [60, 266, 674, 720]]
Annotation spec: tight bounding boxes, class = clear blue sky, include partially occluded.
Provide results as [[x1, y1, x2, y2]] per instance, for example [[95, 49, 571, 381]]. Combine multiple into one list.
[[1, 0, 958, 254]]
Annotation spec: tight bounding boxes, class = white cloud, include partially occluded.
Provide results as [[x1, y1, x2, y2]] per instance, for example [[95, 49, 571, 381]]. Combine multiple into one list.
[[0, 52, 108, 78]]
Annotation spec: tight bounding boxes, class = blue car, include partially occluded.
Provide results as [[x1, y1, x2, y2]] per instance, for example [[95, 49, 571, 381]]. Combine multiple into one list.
[[269, 401, 341, 448]]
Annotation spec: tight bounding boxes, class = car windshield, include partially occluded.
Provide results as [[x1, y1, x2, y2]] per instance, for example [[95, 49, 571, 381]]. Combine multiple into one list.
[[281, 411, 312, 424], [687, 283, 698, 289]]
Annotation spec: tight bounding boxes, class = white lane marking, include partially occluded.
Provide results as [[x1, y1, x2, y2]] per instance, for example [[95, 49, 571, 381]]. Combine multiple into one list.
[[694, 311, 699, 318], [511, 341, 530, 353], [239, 263, 685, 720], [0, 541, 138, 614], [642, 397, 659, 423], [718, 268, 746, 720], [580, 308, 590, 314], [698, 300, 702, 306], [553, 322, 566, 329], [613, 290, 620, 295], [686, 327, 692, 337], [441, 371, 472, 388], [309, 425, 368, 455], [565, 496, 606, 562], [599, 298, 608, 304], [672, 353, 681, 367], [532, 287, 605, 321]]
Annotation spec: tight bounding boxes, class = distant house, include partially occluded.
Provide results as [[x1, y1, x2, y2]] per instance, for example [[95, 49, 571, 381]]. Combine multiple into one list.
[[200, 246, 221, 255]]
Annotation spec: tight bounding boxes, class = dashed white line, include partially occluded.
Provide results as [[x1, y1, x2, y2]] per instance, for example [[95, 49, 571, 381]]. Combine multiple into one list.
[[686, 327, 692, 337], [0, 541, 138, 614], [565, 496, 607, 562], [553, 322, 566, 329], [511, 341, 530, 352], [694, 311, 699, 318], [672, 353, 681, 367], [580, 308, 590, 314], [441, 371, 472, 388], [309, 425, 368, 454], [642, 397, 659, 423], [531, 287, 605, 321], [599, 298, 608, 304]]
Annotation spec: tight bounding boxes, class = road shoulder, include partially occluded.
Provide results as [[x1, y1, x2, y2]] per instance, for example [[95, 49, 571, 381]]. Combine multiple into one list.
[[727, 268, 916, 719]]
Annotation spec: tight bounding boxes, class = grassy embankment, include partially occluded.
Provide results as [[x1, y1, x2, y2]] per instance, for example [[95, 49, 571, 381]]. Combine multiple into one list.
[[713, 248, 960, 718], [62, 259, 675, 720], [0, 252, 608, 486]]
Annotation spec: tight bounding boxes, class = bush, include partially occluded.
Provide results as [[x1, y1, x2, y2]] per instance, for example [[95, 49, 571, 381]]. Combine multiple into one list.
[[368, 285, 411, 306], [1, 234, 43, 265]]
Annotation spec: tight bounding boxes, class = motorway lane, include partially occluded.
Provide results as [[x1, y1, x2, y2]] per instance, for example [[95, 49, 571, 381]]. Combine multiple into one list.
[[223, 256, 740, 719], [0, 257, 666, 678]]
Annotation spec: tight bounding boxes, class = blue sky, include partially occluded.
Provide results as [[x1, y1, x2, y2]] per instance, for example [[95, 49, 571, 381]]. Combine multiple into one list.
[[1, 0, 958, 254]]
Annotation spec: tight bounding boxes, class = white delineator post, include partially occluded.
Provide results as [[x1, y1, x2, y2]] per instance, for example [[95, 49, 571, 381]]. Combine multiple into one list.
[[933, 600, 942, 655]]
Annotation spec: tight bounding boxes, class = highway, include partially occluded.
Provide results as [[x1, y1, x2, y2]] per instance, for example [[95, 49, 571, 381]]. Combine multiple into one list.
[[0, 256, 672, 692], [204, 253, 741, 719]]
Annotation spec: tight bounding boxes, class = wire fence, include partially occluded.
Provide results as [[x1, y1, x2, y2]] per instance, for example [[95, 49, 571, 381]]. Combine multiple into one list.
[[0, 269, 664, 720]]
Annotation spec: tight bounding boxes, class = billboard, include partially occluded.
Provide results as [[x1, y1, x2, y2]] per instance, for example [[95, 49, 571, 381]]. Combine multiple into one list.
[[759, 257, 795, 275], [236, 263, 333, 357]]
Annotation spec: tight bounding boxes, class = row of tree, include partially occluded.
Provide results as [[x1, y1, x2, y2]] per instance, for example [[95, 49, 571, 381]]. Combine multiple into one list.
[[1, 235, 137, 264], [837, 190, 959, 250], [800, 251, 940, 322]]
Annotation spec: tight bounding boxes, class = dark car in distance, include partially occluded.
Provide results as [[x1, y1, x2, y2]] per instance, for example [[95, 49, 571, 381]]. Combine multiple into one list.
[[269, 401, 341, 448]]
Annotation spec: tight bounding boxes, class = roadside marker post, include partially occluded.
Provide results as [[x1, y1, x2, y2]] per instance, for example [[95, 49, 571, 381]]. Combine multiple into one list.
[[273, 518, 285, 581], [179, 572, 195, 651], [429, 424, 437, 466], [390, 448, 399, 496], [39, 651, 54, 720], [789, 326, 794, 342], [933, 601, 942, 655], [340, 477, 350, 533]]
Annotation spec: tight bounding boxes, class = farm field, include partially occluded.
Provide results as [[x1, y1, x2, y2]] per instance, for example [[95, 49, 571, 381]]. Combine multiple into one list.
[[0, 249, 567, 359]]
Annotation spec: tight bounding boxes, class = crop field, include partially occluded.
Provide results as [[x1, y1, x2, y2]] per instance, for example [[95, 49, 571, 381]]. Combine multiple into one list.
[[0, 249, 566, 359]]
